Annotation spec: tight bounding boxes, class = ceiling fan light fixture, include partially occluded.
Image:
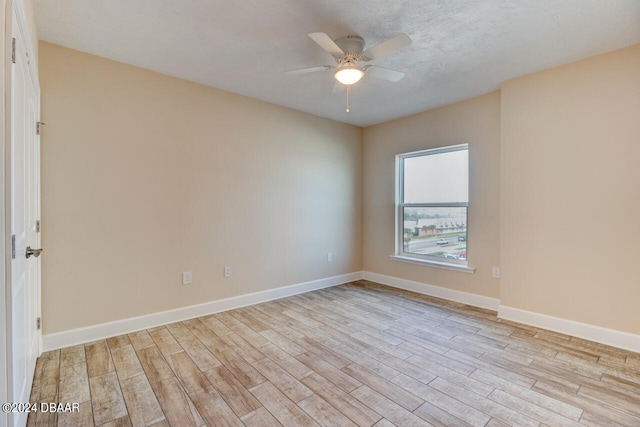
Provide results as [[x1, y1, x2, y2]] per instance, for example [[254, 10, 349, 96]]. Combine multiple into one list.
[[334, 66, 364, 85]]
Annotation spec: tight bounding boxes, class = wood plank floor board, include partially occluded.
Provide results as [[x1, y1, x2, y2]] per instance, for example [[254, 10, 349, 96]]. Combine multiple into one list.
[[299, 337, 352, 369], [488, 388, 584, 427], [27, 408, 58, 427], [390, 373, 488, 427], [469, 369, 583, 421], [203, 365, 262, 417], [480, 350, 583, 393], [295, 351, 362, 393], [600, 371, 640, 394], [533, 380, 640, 427], [530, 358, 640, 400], [450, 332, 510, 353], [502, 338, 559, 360], [390, 329, 463, 356], [214, 348, 267, 389], [259, 342, 314, 380], [214, 312, 271, 348], [58, 361, 90, 403], [60, 345, 85, 368], [349, 329, 416, 357], [165, 322, 222, 372], [30, 351, 60, 402], [100, 415, 132, 427], [482, 346, 537, 371], [252, 357, 313, 403], [297, 394, 359, 427], [106, 334, 131, 351], [188, 385, 244, 427], [361, 346, 437, 385], [413, 401, 476, 427], [221, 332, 267, 364], [247, 307, 307, 341], [341, 363, 424, 411], [119, 374, 165, 427], [331, 343, 400, 380], [28, 280, 640, 426], [405, 354, 495, 397], [127, 331, 155, 351], [182, 318, 229, 351], [347, 322, 405, 347], [135, 346, 174, 384], [300, 373, 382, 427], [250, 381, 320, 427], [110, 344, 144, 382], [259, 329, 307, 356], [230, 308, 272, 333], [57, 401, 94, 427], [200, 314, 235, 337], [148, 328, 183, 359], [444, 349, 539, 390], [169, 351, 212, 393], [428, 376, 541, 427], [577, 384, 640, 418], [287, 324, 344, 351], [147, 375, 204, 427], [315, 324, 371, 352], [88, 371, 128, 426], [350, 385, 433, 427], [240, 407, 282, 427]]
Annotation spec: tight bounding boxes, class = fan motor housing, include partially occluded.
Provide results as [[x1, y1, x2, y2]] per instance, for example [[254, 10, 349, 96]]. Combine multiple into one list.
[[334, 36, 365, 56]]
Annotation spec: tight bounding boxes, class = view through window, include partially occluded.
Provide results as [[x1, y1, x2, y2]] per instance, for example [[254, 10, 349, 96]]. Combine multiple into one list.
[[396, 144, 469, 264]]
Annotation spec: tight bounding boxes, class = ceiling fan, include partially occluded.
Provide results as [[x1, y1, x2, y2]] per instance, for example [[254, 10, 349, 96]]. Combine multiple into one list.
[[286, 32, 412, 86]]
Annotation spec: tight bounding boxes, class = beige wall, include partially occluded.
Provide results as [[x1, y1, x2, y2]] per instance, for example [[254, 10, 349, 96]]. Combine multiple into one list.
[[39, 38, 640, 339], [39, 42, 362, 334], [500, 44, 640, 335], [362, 92, 502, 299]]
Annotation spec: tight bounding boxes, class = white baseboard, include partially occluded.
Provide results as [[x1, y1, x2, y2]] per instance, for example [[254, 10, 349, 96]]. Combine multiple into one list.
[[361, 271, 640, 353], [43, 270, 640, 355], [499, 305, 640, 354], [362, 271, 500, 311], [43, 271, 363, 351]]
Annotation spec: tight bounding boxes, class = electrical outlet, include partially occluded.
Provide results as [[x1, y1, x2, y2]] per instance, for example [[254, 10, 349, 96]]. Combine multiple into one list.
[[327, 252, 333, 262], [492, 266, 501, 279], [224, 266, 232, 278], [182, 271, 192, 285]]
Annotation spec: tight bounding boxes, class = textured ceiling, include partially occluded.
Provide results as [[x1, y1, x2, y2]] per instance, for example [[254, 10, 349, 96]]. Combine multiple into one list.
[[34, 0, 640, 127]]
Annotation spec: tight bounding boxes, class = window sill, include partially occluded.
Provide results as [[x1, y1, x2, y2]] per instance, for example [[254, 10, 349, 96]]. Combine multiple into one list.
[[389, 255, 476, 274]]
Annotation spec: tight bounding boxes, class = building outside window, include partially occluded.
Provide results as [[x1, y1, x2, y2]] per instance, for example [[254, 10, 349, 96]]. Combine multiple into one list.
[[396, 144, 469, 266]]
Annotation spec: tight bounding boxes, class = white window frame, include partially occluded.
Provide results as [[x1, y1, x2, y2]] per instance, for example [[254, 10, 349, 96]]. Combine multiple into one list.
[[392, 144, 474, 273]]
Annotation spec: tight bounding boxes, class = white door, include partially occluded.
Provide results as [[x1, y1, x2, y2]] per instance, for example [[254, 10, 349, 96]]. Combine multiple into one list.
[[9, 7, 41, 427]]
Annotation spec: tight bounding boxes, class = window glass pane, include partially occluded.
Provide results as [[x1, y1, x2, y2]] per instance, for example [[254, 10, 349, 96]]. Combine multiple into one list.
[[402, 207, 467, 260], [403, 149, 468, 203]]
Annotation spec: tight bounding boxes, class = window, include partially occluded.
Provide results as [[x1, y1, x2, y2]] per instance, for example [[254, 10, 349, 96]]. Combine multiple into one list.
[[395, 144, 469, 268]]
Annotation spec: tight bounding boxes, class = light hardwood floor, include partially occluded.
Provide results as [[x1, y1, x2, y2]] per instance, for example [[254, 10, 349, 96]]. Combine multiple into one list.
[[27, 280, 640, 426]]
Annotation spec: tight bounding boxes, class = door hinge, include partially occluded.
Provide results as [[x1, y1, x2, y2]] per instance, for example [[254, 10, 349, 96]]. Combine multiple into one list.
[[11, 38, 16, 64], [36, 220, 41, 233], [11, 235, 16, 259], [36, 121, 48, 135], [37, 317, 41, 330]]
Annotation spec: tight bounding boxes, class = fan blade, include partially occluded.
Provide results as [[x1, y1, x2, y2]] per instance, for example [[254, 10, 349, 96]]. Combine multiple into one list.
[[285, 65, 333, 75], [309, 32, 344, 57], [365, 65, 405, 82], [362, 33, 411, 61]]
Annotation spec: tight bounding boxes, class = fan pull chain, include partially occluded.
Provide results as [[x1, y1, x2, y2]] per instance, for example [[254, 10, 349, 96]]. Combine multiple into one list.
[[346, 85, 351, 113]]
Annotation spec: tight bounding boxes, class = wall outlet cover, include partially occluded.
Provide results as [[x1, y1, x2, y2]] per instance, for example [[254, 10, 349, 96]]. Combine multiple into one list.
[[182, 271, 192, 285]]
